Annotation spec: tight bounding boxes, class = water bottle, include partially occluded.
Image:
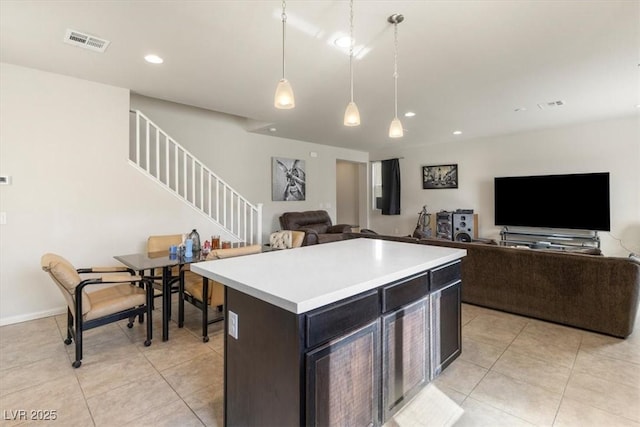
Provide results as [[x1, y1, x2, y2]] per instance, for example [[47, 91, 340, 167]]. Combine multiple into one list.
[[188, 229, 201, 253], [185, 238, 194, 258]]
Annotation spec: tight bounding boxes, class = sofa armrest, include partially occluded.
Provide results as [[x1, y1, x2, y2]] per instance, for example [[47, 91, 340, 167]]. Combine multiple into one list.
[[299, 228, 319, 245], [327, 224, 352, 233]]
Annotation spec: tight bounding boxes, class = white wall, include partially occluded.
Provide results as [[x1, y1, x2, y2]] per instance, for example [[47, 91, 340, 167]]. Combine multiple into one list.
[[0, 64, 368, 325], [129, 94, 369, 240], [369, 116, 640, 257]]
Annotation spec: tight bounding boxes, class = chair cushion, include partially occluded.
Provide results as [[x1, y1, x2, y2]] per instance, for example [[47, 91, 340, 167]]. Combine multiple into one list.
[[207, 245, 262, 259], [291, 231, 305, 248], [189, 245, 261, 305], [147, 234, 183, 253], [270, 231, 305, 249], [41, 253, 91, 315], [85, 283, 147, 321], [184, 274, 224, 306], [270, 231, 292, 249]]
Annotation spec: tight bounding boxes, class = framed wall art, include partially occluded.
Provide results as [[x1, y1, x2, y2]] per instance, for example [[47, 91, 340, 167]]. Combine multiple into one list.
[[422, 164, 458, 189], [272, 157, 306, 201]]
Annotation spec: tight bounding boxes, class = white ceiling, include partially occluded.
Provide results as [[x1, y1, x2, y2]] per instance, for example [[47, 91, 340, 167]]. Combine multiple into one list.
[[1, 0, 638, 152]]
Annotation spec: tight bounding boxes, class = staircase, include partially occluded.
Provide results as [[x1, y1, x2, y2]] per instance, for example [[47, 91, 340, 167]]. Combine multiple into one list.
[[129, 110, 262, 245]]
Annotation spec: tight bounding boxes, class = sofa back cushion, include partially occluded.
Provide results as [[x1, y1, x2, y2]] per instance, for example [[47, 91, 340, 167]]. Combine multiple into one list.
[[279, 210, 332, 231]]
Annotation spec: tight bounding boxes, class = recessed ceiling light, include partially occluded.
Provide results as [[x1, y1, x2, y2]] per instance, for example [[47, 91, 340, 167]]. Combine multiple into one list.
[[514, 107, 527, 112], [453, 130, 462, 135], [144, 54, 163, 64], [404, 112, 416, 117], [334, 36, 352, 48], [269, 127, 277, 132]]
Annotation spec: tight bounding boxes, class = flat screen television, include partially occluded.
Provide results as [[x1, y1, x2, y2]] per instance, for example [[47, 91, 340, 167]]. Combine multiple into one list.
[[494, 172, 610, 231]]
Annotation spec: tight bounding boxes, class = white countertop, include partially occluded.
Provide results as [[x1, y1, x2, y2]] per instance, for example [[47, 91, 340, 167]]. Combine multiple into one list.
[[190, 238, 466, 314]]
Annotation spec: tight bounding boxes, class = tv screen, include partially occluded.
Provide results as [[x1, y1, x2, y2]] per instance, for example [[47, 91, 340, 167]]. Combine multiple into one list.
[[494, 172, 610, 231]]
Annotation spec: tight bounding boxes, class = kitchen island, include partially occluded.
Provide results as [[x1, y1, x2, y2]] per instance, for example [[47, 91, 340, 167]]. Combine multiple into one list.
[[191, 238, 466, 427]]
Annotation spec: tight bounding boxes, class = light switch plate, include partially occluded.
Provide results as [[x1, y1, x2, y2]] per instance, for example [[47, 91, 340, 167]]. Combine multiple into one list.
[[228, 310, 238, 339]]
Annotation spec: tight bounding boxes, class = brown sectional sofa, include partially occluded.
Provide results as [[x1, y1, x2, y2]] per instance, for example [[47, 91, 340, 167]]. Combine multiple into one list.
[[346, 233, 640, 338]]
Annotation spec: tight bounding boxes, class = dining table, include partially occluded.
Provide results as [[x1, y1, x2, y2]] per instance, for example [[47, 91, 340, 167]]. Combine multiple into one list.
[[114, 251, 202, 341]]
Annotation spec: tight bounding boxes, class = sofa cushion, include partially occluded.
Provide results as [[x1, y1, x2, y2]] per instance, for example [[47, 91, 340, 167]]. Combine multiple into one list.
[[279, 210, 332, 230]]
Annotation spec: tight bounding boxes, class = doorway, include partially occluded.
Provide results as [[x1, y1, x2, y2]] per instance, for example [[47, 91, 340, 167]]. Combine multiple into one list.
[[336, 160, 367, 232]]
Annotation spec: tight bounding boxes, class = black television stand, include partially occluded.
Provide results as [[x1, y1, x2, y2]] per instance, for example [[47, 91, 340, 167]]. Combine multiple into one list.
[[499, 227, 601, 251]]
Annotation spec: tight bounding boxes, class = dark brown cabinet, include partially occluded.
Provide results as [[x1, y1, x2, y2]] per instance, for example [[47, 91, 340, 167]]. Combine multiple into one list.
[[306, 320, 381, 427]]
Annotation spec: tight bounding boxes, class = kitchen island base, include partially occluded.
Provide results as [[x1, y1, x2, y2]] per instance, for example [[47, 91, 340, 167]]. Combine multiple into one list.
[[223, 260, 462, 427]]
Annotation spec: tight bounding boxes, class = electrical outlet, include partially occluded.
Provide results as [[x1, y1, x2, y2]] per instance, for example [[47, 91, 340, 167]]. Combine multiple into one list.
[[228, 310, 238, 339]]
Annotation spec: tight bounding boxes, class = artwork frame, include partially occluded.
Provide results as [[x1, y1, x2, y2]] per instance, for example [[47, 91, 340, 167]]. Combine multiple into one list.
[[422, 164, 458, 189], [272, 157, 306, 201]]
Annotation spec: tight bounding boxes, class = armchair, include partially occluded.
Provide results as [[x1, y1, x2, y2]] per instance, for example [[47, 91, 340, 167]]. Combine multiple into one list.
[[178, 245, 262, 342], [41, 253, 153, 368], [278, 210, 352, 245]]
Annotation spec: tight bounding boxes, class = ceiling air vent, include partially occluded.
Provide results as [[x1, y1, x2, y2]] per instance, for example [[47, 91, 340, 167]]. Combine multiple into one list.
[[537, 100, 565, 110], [63, 29, 110, 53]]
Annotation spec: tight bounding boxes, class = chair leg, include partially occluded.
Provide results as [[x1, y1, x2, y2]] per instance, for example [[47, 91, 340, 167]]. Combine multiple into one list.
[[145, 280, 153, 347], [73, 311, 83, 368], [202, 277, 209, 343], [64, 308, 73, 345], [178, 273, 185, 328]]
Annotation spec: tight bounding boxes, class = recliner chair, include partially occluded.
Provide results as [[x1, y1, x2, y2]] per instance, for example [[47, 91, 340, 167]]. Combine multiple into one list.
[[278, 210, 352, 245]]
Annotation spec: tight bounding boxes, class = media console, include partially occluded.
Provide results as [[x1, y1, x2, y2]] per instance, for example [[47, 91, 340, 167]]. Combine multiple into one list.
[[499, 226, 601, 251], [191, 239, 466, 426]]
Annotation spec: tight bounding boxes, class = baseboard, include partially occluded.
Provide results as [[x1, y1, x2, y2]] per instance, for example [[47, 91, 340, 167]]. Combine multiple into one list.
[[0, 306, 66, 327]]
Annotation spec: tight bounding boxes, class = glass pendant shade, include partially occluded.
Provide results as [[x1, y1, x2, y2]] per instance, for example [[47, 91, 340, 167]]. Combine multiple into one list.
[[344, 101, 361, 126], [274, 78, 295, 109], [389, 117, 404, 138]]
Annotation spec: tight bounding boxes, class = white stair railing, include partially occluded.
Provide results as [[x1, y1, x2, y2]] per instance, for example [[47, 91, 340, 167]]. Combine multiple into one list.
[[129, 110, 262, 245]]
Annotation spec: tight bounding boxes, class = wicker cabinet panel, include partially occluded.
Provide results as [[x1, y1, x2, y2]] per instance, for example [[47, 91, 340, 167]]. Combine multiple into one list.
[[306, 319, 381, 427], [430, 281, 462, 378], [382, 297, 430, 421]]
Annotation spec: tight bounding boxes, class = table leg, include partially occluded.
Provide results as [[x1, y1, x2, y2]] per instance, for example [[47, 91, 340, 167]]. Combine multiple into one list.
[[162, 266, 170, 341], [178, 268, 185, 328], [202, 277, 209, 342]]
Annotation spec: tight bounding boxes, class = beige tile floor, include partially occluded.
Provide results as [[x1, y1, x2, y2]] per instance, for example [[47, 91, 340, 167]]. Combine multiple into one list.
[[0, 300, 638, 427]]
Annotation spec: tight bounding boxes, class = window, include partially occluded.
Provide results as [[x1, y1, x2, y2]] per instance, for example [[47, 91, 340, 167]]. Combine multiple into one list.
[[372, 161, 382, 210]]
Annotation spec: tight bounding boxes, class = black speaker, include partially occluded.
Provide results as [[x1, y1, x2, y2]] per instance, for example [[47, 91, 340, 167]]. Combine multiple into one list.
[[436, 211, 454, 240], [453, 213, 478, 242]]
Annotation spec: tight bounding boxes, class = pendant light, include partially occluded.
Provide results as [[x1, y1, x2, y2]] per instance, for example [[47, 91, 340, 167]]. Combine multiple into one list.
[[343, 0, 360, 126], [388, 14, 404, 138], [274, 0, 295, 109]]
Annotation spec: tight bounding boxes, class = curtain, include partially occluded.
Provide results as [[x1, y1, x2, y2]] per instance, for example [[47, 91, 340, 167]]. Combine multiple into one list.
[[381, 158, 401, 215]]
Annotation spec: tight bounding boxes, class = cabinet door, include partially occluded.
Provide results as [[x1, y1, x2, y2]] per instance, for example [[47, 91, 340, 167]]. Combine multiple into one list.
[[306, 319, 381, 427], [430, 281, 462, 379], [382, 297, 430, 421]]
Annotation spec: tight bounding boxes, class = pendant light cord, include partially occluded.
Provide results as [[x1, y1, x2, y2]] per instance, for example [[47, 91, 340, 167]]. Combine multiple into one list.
[[349, 0, 354, 102], [281, 0, 287, 80], [393, 21, 399, 119]]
